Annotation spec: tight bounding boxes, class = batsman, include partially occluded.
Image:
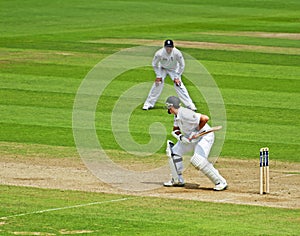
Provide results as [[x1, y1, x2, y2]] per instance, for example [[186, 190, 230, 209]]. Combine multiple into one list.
[[164, 96, 228, 191]]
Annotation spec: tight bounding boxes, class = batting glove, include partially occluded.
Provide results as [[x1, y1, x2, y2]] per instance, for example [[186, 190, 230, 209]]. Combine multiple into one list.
[[189, 131, 200, 143], [171, 131, 190, 144]]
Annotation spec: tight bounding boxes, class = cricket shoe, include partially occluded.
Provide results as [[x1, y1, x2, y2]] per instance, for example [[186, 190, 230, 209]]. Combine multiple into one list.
[[142, 104, 153, 110], [213, 181, 228, 191], [163, 179, 185, 187]]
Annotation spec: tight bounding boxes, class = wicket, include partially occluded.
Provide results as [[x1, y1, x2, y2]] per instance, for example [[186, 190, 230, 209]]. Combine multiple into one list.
[[259, 147, 269, 194]]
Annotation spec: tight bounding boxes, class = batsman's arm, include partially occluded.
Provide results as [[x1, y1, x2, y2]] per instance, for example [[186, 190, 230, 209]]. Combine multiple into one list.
[[172, 126, 181, 135], [198, 114, 209, 131]]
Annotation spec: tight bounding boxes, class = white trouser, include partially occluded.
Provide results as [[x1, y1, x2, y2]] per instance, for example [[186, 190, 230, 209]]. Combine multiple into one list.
[[143, 69, 196, 110], [171, 133, 226, 185], [172, 133, 215, 158]]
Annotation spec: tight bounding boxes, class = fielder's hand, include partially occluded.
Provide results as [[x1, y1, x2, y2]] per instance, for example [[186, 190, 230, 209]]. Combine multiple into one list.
[[174, 78, 181, 87], [155, 77, 162, 86]]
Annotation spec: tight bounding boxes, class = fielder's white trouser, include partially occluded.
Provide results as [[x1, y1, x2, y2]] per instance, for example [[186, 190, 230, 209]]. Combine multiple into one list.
[[171, 133, 226, 185], [143, 69, 196, 109]]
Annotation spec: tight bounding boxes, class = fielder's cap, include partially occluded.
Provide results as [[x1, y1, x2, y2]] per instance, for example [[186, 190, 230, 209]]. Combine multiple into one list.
[[166, 96, 180, 109], [164, 39, 174, 48]]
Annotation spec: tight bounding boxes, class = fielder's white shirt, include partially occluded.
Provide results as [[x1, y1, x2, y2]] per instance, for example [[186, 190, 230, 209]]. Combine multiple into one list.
[[174, 107, 210, 137], [152, 47, 185, 78]]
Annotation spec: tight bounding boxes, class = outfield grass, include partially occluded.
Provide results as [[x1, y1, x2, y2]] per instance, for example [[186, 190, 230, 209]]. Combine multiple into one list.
[[1, 0, 299, 161], [0, 185, 299, 235]]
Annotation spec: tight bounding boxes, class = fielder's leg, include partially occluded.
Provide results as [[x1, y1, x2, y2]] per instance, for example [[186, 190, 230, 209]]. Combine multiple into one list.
[[143, 71, 167, 110], [167, 70, 196, 110], [164, 140, 185, 187]]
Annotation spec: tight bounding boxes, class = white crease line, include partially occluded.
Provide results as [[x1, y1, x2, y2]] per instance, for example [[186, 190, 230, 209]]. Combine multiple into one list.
[[213, 198, 235, 203], [0, 197, 132, 220], [271, 174, 299, 180]]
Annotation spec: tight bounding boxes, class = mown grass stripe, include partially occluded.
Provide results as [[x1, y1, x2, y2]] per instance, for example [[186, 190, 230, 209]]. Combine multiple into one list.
[[184, 48, 300, 66], [0, 73, 81, 93], [221, 139, 299, 160], [0, 104, 72, 128], [214, 75, 300, 93], [221, 88, 299, 110], [0, 47, 106, 67], [0, 123, 75, 146], [225, 104, 299, 125], [0, 61, 91, 78], [0, 89, 75, 109], [203, 61, 300, 80]]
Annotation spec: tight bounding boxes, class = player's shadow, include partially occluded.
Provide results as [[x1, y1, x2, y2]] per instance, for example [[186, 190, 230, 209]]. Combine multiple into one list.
[[141, 182, 214, 191], [141, 182, 164, 186], [184, 183, 214, 191]]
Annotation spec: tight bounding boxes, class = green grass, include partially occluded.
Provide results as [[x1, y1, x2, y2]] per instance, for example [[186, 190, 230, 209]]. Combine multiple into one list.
[[0, 185, 299, 235], [0, 0, 299, 161]]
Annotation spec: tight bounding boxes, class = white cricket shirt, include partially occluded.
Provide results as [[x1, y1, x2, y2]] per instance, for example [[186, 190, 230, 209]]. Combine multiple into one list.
[[152, 47, 185, 78], [174, 107, 210, 137]]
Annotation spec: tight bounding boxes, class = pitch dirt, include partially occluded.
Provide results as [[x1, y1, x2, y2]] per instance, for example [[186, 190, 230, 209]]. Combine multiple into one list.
[[85, 38, 300, 55], [0, 156, 299, 209], [199, 31, 300, 40]]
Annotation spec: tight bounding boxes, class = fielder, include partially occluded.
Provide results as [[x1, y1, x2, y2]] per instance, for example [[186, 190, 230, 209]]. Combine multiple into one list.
[[164, 96, 227, 191], [142, 40, 197, 111]]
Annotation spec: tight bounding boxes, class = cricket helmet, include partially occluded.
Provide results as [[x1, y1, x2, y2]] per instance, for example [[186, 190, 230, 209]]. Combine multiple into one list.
[[166, 96, 180, 109]]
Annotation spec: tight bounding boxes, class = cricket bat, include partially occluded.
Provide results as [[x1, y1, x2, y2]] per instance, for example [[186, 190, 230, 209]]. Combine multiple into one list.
[[189, 126, 223, 140]]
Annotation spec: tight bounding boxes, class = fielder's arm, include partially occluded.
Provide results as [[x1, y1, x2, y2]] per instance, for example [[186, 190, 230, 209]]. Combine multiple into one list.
[[152, 53, 162, 78], [175, 51, 185, 76]]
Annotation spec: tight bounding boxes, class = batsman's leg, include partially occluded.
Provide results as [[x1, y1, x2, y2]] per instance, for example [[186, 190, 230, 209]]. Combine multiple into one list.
[[191, 153, 227, 191], [164, 140, 185, 187], [192, 134, 227, 191]]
